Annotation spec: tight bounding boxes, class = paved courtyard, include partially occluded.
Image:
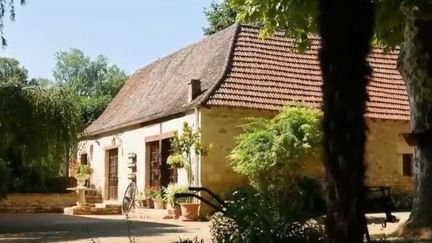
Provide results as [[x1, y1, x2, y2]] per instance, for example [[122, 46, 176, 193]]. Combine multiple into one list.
[[0, 213, 211, 243]]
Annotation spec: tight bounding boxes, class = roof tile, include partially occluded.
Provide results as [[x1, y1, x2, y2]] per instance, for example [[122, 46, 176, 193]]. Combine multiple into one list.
[[206, 25, 410, 121]]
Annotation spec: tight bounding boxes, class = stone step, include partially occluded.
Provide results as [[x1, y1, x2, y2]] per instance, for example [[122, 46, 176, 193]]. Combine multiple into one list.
[[95, 203, 121, 209], [64, 202, 122, 215], [85, 197, 103, 204], [127, 208, 168, 220]]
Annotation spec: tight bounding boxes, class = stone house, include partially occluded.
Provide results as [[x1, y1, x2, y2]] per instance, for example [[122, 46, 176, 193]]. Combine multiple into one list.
[[78, 24, 412, 206]]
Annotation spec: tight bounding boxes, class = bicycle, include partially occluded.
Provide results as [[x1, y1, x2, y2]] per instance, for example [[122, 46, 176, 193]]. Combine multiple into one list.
[[122, 181, 138, 214]]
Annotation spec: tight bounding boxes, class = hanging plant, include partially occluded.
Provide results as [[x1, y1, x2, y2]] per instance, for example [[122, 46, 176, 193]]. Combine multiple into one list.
[[167, 154, 189, 168]]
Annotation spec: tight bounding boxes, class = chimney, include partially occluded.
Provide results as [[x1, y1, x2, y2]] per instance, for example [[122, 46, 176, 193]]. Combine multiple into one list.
[[188, 79, 201, 103]]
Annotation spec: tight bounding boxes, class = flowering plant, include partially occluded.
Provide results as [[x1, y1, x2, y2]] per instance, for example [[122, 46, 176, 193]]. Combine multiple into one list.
[[75, 164, 93, 176]]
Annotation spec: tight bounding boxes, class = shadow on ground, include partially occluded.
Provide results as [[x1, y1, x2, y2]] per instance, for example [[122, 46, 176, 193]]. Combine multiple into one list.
[[0, 213, 204, 242]]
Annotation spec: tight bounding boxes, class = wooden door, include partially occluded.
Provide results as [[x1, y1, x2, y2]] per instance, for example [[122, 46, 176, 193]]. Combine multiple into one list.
[[108, 149, 118, 200], [162, 139, 177, 184], [149, 141, 161, 188], [148, 139, 177, 190]]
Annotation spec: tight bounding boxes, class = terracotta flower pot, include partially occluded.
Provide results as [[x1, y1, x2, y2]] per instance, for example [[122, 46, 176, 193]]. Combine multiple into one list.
[[146, 199, 154, 208], [179, 203, 200, 221], [167, 204, 182, 219], [138, 200, 147, 208], [154, 200, 164, 209]]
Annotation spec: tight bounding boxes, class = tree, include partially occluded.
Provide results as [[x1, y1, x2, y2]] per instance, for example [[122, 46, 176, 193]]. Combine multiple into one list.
[[211, 0, 432, 238], [167, 122, 210, 185], [393, 2, 432, 238], [229, 0, 374, 242], [0, 57, 28, 84], [53, 48, 128, 124], [203, 1, 238, 35], [0, 58, 81, 195], [0, 0, 26, 46]]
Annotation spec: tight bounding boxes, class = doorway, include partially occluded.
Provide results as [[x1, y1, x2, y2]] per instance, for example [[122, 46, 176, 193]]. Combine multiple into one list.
[[148, 138, 176, 190], [107, 148, 118, 200]]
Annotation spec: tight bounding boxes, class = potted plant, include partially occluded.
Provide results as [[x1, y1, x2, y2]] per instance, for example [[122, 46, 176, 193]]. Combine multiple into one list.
[[137, 191, 147, 208], [144, 188, 154, 208], [153, 191, 164, 209], [74, 164, 93, 187], [167, 122, 211, 221], [167, 154, 189, 169], [163, 183, 189, 218]]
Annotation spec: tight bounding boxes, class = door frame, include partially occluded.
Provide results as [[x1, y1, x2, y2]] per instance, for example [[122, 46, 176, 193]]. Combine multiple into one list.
[[145, 136, 176, 190], [104, 148, 119, 200]]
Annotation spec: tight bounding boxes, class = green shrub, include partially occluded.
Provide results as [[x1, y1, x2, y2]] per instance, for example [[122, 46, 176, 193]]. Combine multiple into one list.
[[210, 181, 326, 243], [163, 183, 189, 207], [391, 192, 413, 212], [229, 106, 322, 197], [171, 237, 204, 243]]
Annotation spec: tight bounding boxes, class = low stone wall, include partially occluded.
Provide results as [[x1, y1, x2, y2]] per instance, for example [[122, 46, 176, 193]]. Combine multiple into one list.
[[0, 193, 77, 213]]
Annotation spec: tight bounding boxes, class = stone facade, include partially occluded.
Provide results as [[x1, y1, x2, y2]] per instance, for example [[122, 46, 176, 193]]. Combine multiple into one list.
[[0, 193, 77, 213], [80, 106, 413, 215], [200, 107, 413, 198], [200, 107, 275, 198]]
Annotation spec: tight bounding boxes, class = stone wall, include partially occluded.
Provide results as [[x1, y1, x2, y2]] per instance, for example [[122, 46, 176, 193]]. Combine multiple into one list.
[[0, 193, 77, 213], [200, 107, 276, 198], [200, 107, 414, 206]]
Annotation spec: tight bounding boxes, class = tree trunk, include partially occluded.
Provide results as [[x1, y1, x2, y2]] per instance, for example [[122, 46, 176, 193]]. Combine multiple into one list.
[[395, 2, 432, 239], [318, 0, 374, 242]]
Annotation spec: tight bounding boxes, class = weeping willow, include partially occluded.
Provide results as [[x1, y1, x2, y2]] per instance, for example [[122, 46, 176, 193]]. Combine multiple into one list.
[[0, 83, 81, 194]]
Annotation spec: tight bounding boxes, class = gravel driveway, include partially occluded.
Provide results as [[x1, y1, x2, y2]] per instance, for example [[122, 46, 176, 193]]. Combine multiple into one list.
[[0, 213, 211, 243]]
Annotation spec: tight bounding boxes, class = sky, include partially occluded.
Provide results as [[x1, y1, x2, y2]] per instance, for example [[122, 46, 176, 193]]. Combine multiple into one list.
[[0, 0, 218, 79]]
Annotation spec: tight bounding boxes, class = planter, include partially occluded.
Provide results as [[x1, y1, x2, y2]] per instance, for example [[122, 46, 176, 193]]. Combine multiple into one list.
[[146, 199, 154, 208], [138, 200, 147, 208], [154, 200, 164, 209], [74, 174, 90, 187], [167, 204, 182, 219], [179, 203, 200, 221]]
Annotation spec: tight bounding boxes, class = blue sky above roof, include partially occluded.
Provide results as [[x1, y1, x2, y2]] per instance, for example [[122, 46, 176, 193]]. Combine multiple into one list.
[[0, 0, 218, 79]]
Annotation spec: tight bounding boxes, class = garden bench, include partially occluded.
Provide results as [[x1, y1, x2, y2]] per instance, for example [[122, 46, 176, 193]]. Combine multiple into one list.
[[365, 186, 397, 227]]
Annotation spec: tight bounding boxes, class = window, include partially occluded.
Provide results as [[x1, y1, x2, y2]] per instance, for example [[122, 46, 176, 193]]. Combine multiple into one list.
[[402, 153, 413, 176], [80, 153, 88, 165]]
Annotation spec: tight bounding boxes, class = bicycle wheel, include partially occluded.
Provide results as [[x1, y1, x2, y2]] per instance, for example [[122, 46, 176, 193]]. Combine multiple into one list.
[[122, 182, 136, 214]]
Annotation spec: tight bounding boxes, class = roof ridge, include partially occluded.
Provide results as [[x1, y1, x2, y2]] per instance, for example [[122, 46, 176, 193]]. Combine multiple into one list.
[[198, 23, 241, 106]]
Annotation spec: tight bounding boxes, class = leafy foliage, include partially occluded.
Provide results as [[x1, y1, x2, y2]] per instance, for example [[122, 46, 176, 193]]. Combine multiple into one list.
[[75, 164, 93, 176], [0, 0, 26, 46], [163, 183, 189, 206], [203, 1, 238, 35], [229, 106, 321, 195], [217, 107, 324, 242], [0, 83, 81, 193], [204, 0, 404, 50], [391, 192, 414, 212], [210, 180, 326, 243], [0, 57, 28, 84], [169, 122, 210, 184], [0, 57, 81, 195], [166, 154, 189, 168], [53, 48, 128, 124]]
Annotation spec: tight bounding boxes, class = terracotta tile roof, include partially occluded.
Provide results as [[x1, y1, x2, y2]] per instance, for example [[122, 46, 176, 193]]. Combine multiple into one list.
[[206, 25, 410, 121], [85, 24, 409, 137]]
